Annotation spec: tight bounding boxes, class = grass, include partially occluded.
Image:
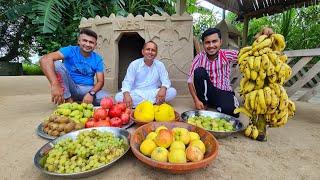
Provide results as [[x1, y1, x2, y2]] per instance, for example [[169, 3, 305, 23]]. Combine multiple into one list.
[[22, 63, 44, 75]]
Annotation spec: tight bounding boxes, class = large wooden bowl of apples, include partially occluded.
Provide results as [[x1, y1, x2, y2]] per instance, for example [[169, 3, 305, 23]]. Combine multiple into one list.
[[130, 121, 219, 174]]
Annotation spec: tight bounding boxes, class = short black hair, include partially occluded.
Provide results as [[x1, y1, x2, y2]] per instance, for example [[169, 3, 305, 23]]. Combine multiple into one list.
[[143, 40, 158, 51], [201, 28, 221, 42], [80, 28, 98, 40]]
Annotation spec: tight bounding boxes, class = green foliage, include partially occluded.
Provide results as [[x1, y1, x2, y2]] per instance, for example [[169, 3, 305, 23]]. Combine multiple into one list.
[[226, 5, 320, 50], [187, 0, 218, 40], [22, 63, 44, 75]]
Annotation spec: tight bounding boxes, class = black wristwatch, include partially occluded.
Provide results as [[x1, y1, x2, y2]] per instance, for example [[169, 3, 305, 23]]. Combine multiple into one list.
[[88, 90, 96, 97]]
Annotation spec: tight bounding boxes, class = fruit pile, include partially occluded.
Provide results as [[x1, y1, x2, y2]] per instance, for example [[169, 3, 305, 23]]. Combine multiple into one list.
[[85, 97, 131, 128], [134, 101, 176, 123], [42, 102, 94, 137], [43, 130, 127, 174], [235, 33, 296, 141], [187, 115, 234, 132], [140, 126, 206, 163], [43, 114, 83, 137]]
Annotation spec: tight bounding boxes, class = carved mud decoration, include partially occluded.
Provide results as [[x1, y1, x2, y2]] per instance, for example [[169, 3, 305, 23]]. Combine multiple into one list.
[[79, 13, 193, 95]]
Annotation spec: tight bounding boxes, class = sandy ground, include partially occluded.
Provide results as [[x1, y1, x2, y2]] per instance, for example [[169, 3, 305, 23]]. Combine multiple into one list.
[[1, 76, 320, 180]]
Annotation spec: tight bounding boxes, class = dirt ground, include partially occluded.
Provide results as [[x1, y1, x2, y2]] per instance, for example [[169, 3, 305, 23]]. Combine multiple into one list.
[[1, 76, 320, 180]]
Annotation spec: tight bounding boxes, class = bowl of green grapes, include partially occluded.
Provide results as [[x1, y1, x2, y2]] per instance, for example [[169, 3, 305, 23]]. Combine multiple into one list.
[[34, 127, 130, 178], [180, 110, 248, 138]]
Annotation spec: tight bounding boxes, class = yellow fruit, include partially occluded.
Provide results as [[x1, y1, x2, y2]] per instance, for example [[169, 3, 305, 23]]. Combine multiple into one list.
[[134, 101, 154, 122], [151, 147, 168, 162], [172, 127, 190, 145], [169, 141, 186, 151], [154, 103, 175, 122], [168, 149, 187, 163], [189, 132, 200, 141], [186, 146, 204, 162], [146, 132, 157, 141], [189, 139, 206, 154], [140, 139, 157, 156], [154, 129, 173, 148], [155, 126, 168, 134]]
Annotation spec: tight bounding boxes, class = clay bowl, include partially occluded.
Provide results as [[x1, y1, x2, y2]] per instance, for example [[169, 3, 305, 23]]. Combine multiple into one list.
[[130, 121, 219, 174], [130, 111, 180, 126]]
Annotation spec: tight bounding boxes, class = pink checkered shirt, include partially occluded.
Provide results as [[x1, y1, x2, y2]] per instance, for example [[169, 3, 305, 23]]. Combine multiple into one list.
[[187, 49, 238, 92]]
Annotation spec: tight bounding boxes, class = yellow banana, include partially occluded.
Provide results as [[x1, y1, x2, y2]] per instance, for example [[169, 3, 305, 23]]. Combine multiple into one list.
[[271, 34, 286, 52], [244, 125, 253, 137], [288, 100, 296, 112], [238, 46, 252, 58], [263, 87, 272, 106], [270, 90, 279, 109], [234, 107, 252, 118], [259, 69, 267, 80], [252, 38, 272, 52], [254, 51, 260, 57], [244, 81, 256, 93], [279, 99, 289, 110], [274, 62, 282, 73], [276, 113, 288, 126], [244, 67, 251, 79], [251, 70, 258, 80], [253, 35, 268, 47], [279, 85, 288, 101], [244, 94, 251, 110], [239, 51, 252, 64], [255, 77, 264, 90], [253, 56, 261, 71], [276, 108, 288, 120], [255, 98, 262, 114], [279, 54, 288, 63], [240, 77, 249, 92], [283, 63, 292, 79], [259, 47, 272, 55], [249, 90, 258, 110], [251, 126, 259, 140], [261, 54, 270, 70], [268, 74, 277, 83], [267, 52, 277, 65], [258, 89, 267, 113], [266, 63, 275, 76], [247, 56, 255, 69]]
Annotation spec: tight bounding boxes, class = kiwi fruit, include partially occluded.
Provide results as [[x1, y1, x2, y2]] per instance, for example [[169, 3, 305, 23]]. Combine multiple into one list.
[[50, 123, 59, 130], [51, 130, 60, 136], [43, 127, 50, 133], [57, 123, 66, 132], [64, 122, 75, 133], [59, 131, 66, 136]]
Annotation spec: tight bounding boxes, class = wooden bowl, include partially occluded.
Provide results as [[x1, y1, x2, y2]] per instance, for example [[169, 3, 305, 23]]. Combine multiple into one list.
[[130, 121, 219, 174], [130, 111, 181, 126]]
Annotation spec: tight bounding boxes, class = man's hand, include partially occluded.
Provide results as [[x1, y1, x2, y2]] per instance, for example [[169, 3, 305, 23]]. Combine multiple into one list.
[[51, 83, 64, 104], [156, 87, 166, 104], [123, 92, 133, 108], [195, 99, 205, 110], [83, 93, 94, 104]]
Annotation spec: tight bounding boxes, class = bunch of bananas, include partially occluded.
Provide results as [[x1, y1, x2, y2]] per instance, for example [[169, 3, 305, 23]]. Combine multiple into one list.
[[234, 33, 296, 140]]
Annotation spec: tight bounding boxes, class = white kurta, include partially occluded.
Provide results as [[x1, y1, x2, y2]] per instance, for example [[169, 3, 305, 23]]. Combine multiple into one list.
[[115, 58, 176, 106]]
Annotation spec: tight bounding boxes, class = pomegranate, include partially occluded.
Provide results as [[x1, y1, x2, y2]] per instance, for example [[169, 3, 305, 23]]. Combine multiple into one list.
[[109, 105, 122, 118], [110, 117, 122, 127], [93, 108, 108, 120], [117, 102, 127, 112], [120, 113, 130, 125], [100, 97, 114, 109]]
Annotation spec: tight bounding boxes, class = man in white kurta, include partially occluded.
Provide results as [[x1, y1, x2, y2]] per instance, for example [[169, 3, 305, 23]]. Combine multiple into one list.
[[115, 41, 177, 108]]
